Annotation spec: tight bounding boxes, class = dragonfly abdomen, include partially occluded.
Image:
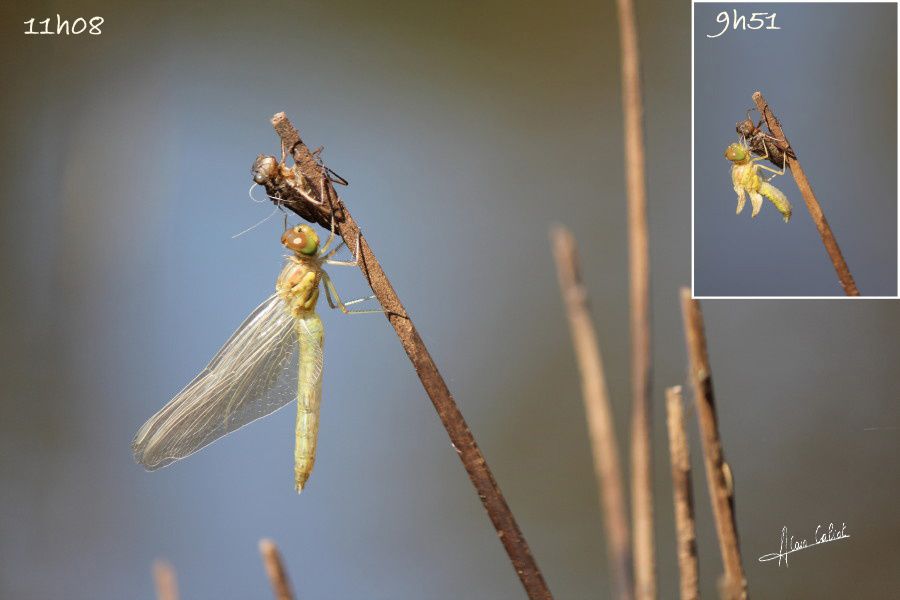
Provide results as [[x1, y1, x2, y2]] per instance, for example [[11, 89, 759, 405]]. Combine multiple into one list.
[[759, 181, 792, 223], [294, 314, 324, 492]]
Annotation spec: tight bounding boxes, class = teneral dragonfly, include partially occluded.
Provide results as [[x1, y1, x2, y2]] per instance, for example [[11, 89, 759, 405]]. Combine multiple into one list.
[[132, 219, 377, 492], [724, 136, 792, 223]]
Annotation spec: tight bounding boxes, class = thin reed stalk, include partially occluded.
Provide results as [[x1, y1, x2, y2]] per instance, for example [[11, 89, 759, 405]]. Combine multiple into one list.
[[680, 289, 747, 599], [259, 539, 296, 600], [752, 91, 859, 296], [615, 0, 655, 595], [258, 113, 552, 600], [551, 226, 633, 600], [665, 386, 699, 600], [153, 559, 179, 600]]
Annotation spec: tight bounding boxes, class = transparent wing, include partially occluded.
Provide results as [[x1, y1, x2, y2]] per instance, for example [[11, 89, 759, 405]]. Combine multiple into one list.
[[133, 294, 298, 470]]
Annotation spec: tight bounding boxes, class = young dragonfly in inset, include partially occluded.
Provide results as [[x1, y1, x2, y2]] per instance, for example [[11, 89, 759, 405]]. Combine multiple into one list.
[[132, 202, 378, 492], [724, 135, 793, 223]]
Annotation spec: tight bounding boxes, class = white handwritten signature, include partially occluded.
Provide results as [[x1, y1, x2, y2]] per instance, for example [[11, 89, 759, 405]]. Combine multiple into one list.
[[758, 523, 850, 566]]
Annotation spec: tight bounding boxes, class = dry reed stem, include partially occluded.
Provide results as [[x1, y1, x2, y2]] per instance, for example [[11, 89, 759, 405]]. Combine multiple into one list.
[[615, 0, 655, 597], [665, 386, 699, 600], [259, 113, 552, 600], [751, 91, 860, 296], [259, 539, 296, 600], [679, 289, 746, 600], [153, 559, 179, 600], [551, 226, 633, 600]]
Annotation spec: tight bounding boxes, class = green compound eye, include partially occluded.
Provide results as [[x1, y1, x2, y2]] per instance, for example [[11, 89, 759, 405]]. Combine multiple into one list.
[[281, 225, 319, 255], [724, 143, 747, 162]]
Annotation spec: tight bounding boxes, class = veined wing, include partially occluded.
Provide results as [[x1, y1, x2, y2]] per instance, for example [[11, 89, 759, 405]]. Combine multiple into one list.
[[133, 294, 298, 470]]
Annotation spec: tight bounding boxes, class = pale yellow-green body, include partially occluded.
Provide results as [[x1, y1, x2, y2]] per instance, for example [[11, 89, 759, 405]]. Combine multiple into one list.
[[276, 256, 325, 492], [131, 222, 366, 494], [726, 142, 792, 223]]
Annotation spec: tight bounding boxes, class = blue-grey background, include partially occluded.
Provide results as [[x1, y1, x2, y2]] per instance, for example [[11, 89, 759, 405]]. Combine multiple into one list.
[[2, 1, 899, 599], [694, 3, 897, 297]]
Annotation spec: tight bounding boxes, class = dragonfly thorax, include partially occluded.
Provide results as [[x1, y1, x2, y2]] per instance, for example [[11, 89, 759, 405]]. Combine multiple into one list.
[[276, 257, 322, 318], [731, 162, 761, 192]]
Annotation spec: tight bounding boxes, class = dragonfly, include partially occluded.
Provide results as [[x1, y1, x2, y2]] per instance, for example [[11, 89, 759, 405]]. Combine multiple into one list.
[[132, 205, 379, 492], [724, 135, 792, 223]]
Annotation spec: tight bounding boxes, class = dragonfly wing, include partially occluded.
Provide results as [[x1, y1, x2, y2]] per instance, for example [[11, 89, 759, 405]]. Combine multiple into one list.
[[133, 294, 299, 470]]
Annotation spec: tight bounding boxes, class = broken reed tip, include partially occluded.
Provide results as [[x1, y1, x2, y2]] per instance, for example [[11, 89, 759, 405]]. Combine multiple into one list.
[[153, 558, 179, 600]]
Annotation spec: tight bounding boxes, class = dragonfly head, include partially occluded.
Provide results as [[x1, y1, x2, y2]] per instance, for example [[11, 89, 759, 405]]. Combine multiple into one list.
[[282, 224, 319, 256], [252, 154, 279, 185], [724, 143, 750, 164]]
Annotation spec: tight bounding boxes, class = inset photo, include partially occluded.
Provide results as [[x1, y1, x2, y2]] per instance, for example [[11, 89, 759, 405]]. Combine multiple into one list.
[[692, 2, 898, 297]]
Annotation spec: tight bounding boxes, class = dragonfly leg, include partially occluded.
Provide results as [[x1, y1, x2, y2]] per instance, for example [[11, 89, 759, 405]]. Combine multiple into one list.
[[313, 173, 360, 267], [322, 276, 338, 310], [760, 132, 790, 171], [321, 271, 381, 314], [325, 231, 361, 267], [756, 161, 785, 177], [323, 239, 347, 260], [319, 177, 338, 254], [751, 130, 787, 176]]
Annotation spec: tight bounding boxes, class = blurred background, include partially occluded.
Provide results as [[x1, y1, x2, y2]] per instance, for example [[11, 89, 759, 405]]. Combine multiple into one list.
[[694, 3, 897, 297], [1, 1, 898, 598]]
